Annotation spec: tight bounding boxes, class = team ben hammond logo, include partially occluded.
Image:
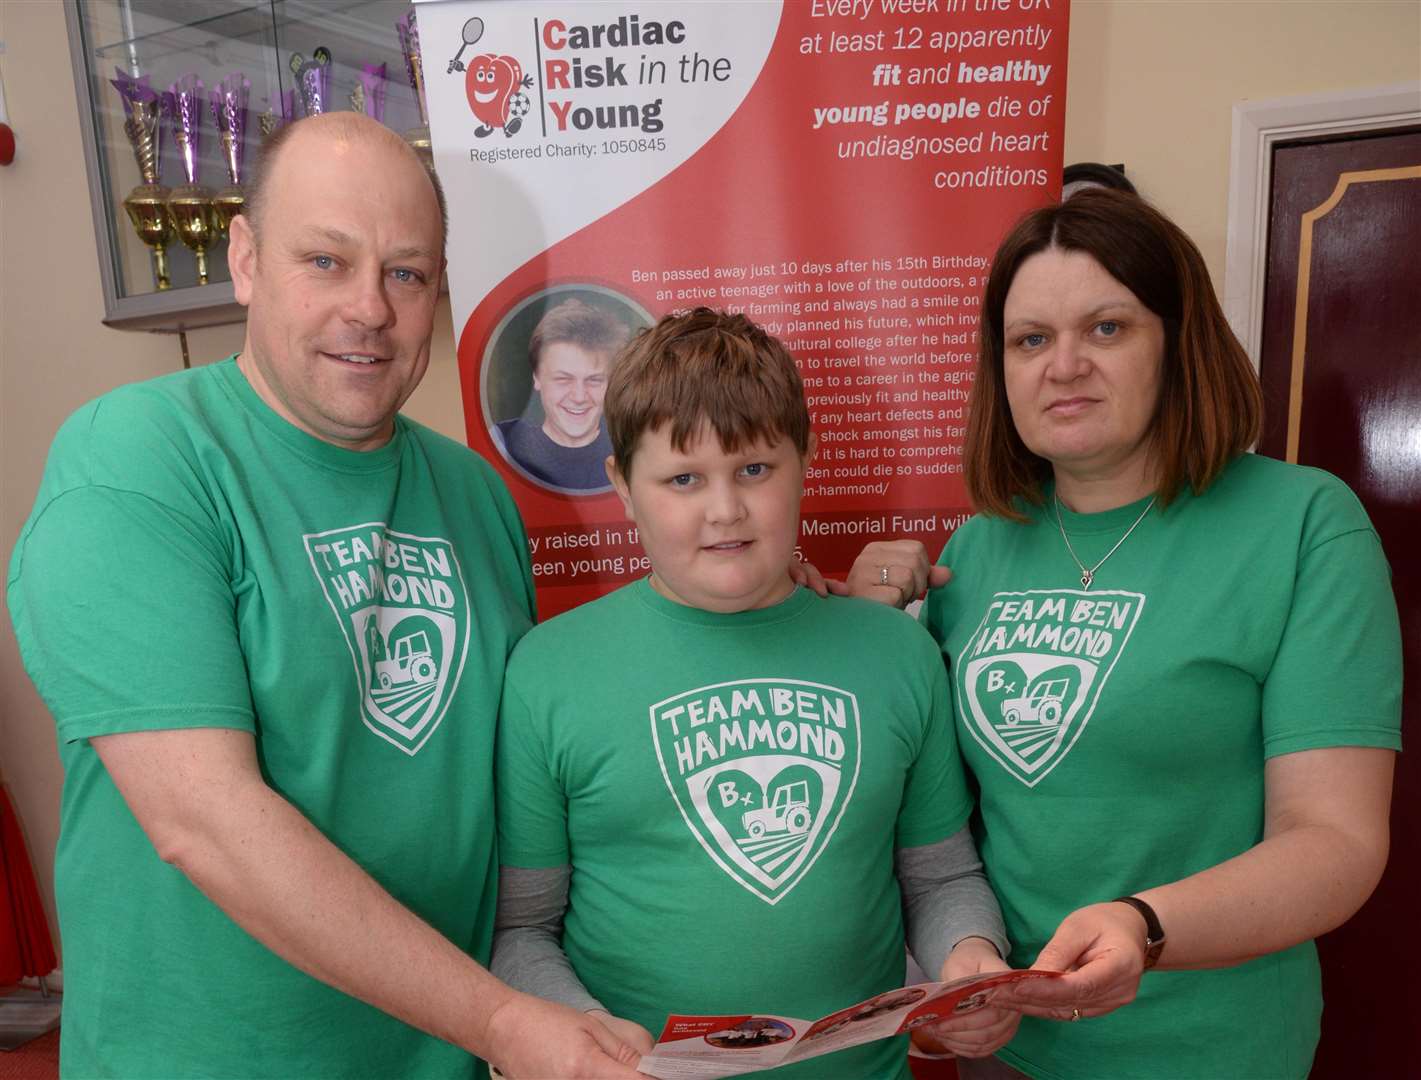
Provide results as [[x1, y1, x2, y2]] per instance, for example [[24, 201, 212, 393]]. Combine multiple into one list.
[[651, 679, 861, 906], [304, 523, 471, 756], [958, 591, 1146, 787]]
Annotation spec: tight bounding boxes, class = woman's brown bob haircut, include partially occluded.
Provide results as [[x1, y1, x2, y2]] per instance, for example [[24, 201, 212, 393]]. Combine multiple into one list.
[[967, 187, 1263, 519], [606, 308, 811, 479]]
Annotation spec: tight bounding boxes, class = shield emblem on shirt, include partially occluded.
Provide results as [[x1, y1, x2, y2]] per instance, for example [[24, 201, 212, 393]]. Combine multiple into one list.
[[304, 523, 471, 756], [957, 590, 1145, 787], [650, 679, 861, 905]]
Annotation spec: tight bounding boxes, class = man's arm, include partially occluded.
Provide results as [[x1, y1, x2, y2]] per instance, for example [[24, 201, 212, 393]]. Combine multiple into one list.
[[94, 727, 645, 1080]]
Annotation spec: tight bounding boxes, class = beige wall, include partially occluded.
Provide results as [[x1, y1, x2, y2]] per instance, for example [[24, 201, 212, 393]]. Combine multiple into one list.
[[1064, 0, 1421, 287], [1, 0, 1417, 955]]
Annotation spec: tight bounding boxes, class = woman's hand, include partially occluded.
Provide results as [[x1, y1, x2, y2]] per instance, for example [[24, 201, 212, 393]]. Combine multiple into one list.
[[845, 541, 952, 608], [587, 1009, 655, 1056], [997, 902, 1147, 1022], [787, 557, 846, 598], [909, 937, 1020, 1059]]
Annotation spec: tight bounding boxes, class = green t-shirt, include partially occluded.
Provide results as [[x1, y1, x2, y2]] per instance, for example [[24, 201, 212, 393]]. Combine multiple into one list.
[[497, 580, 973, 1080], [8, 358, 536, 1079], [922, 453, 1402, 1080]]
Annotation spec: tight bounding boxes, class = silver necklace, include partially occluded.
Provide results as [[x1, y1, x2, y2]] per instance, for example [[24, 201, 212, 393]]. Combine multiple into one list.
[[1054, 493, 1156, 590]]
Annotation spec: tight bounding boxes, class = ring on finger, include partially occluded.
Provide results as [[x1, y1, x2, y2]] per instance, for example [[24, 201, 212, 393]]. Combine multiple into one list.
[[878, 565, 890, 586], [1070, 1007, 1082, 1022]]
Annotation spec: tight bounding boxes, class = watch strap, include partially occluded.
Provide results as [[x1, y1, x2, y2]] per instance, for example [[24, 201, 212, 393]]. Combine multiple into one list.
[[1112, 895, 1165, 969]]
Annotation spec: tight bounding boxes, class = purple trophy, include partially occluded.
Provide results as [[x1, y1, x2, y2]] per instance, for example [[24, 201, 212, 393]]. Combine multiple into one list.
[[258, 89, 297, 140], [352, 62, 387, 122], [395, 11, 432, 165], [292, 47, 332, 118], [111, 68, 174, 289], [166, 73, 218, 284], [209, 73, 250, 234]]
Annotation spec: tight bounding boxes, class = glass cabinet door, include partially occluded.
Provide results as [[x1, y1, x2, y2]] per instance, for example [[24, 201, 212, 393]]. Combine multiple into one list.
[[68, 0, 424, 330]]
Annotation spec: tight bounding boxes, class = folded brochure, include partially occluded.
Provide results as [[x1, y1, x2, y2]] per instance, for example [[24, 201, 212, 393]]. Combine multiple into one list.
[[637, 968, 1062, 1079]]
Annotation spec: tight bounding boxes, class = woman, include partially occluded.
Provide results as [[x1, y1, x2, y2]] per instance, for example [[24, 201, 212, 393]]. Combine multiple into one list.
[[847, 188, 1402, 1078]]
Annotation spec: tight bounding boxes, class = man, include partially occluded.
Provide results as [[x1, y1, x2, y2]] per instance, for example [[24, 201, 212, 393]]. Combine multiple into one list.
[[494, 298, 630, 492], [8, 114, 642, 1079]]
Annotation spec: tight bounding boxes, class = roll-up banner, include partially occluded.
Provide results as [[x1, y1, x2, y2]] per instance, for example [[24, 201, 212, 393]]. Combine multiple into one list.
[[418, 0, 1069, 617]]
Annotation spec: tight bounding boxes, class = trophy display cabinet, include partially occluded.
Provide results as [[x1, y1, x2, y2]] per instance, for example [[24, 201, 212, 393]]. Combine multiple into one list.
[[66, 0, 431, 331]]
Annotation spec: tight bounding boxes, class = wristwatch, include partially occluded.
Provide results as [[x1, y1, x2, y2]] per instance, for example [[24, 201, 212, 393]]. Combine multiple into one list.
[[1112, 896, 1166, 969]]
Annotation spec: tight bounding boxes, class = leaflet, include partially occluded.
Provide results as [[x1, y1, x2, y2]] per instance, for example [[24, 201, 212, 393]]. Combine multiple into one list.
[[637, 969, 1061, 1079]]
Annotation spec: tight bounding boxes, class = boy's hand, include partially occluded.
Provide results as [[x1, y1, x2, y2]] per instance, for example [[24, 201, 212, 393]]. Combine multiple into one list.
[[910, 937, 1020, 1060], [588, 1009, 656, 1055], [846, 541, 951, 608], [484, 993, 647, 1078]]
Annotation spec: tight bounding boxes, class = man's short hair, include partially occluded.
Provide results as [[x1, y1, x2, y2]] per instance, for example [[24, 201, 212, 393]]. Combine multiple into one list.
[[240, 115, 449, 251], [527, 299, 632, 372], [605, 308, 810, 479]]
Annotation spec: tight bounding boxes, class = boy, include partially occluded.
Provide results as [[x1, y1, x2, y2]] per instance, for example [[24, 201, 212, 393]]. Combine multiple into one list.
[[492, 309, 1013, 1077], [494, 298, 631, 492]]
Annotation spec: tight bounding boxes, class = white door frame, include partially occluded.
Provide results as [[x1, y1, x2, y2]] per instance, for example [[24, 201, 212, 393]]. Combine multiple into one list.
[[1223, 83, 1421, 365]]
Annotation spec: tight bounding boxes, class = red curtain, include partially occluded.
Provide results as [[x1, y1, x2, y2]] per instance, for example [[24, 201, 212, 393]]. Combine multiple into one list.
[[0, 785, 57, 984]]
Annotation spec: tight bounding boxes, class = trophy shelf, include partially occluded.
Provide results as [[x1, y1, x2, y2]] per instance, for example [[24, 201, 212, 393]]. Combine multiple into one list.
[[66, 0, 430, 332]]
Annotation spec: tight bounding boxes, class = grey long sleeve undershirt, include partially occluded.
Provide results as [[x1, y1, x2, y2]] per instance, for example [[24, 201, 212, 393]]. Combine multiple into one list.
[[896, 827, 1009, 978], [490, 825, 1008, 1013]]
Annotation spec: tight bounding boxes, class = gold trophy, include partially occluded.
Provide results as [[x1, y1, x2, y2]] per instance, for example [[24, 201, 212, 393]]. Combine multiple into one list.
[[110, 69, 174, 290], [396, 11, 433, 168], [258, 90, 295, 141], [166, 74, 218, 285], [352, 63, 387, 122], [209, 74, 250, 234]]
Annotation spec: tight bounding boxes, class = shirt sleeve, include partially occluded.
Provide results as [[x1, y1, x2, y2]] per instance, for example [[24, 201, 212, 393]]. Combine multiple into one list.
[[8, 485, 255, 743], [491, 864, 604, 1013], [494, 473, 539, 626], [897, 827, 1009, 979], [919, 527, 961, 646], [1260, 488, 1403, 758], [894, 640, 975, 849], [495, 672, 573, 867]]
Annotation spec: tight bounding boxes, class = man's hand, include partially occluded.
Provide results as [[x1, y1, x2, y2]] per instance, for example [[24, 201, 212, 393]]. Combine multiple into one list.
[[845, 541, 951, 608], [588, 1009, 655, 1056], [484, 993, 647, 1078], [910, 937, 1020, 1059], [997, 902, 1147, 1022]]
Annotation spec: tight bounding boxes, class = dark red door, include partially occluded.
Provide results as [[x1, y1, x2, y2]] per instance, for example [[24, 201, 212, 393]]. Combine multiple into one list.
[[1258, 128, 1420, 1076]]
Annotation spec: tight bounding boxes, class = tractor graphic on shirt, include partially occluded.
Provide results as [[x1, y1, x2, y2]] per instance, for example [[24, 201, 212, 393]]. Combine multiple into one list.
[[305, 524, 469, 757], [1000, 678, 1070, 727], [651, 679, 863, 905], [741, 780, 812, 839], [374, 630, 438, 690], [958, 589, 1147, 787]]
